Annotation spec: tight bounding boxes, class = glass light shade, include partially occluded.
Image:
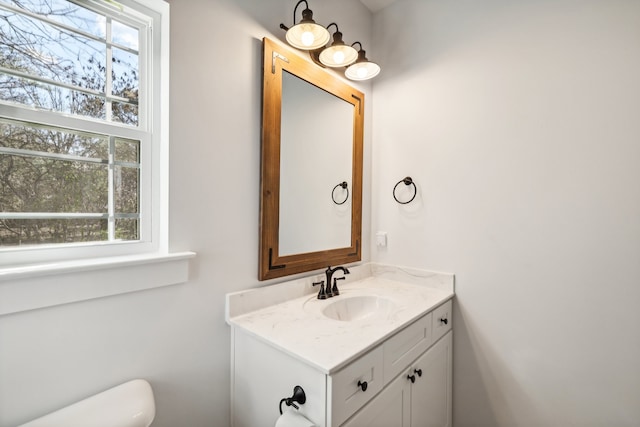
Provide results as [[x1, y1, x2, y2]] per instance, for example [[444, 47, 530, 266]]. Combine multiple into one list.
[[286, 23, 330, 50], [319, 44, 358, 68], [345, 59, 381, 81]]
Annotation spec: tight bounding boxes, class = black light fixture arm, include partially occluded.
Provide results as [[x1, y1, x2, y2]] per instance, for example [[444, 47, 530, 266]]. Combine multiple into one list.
[[280, 0, 310, 30], [292, 0, 309, 25], [326, 22, 339, 33], [351, 41, 363, 51], [325, 22, 347, 47]]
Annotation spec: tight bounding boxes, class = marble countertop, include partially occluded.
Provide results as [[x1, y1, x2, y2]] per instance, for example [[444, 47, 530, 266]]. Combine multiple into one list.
[[227, 264, 454, 374]]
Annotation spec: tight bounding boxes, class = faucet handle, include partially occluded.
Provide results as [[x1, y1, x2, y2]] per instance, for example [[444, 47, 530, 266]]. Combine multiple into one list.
[[332, 276, 346, 296], [312, 281, 327, 300]]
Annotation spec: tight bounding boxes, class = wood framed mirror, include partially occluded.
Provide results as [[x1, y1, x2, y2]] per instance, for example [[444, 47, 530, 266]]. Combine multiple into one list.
[[259, 37, 363, 280]]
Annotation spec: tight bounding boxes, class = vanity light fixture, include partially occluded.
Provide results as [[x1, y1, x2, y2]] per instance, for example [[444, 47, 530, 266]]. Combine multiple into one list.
[[279, 2, 381, 80], [279, 0, 330, 50], [318, 23, 358, 68], [345, 42, 381, 81]]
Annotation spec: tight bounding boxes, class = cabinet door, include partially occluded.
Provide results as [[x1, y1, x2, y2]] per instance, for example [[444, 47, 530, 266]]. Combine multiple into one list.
[[340, 370, 411, 427], [410, 331, 452, 427]]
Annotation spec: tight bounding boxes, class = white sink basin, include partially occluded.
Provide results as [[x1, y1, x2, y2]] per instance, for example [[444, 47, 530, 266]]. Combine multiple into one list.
[[322, 295, 395, 322]]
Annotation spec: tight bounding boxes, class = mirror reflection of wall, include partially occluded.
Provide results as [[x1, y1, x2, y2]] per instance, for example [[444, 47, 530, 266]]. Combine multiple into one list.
[[279, 71, 353, 255]]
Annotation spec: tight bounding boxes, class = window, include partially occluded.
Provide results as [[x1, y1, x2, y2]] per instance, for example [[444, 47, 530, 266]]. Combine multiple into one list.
[[0, 0, 169, 267]]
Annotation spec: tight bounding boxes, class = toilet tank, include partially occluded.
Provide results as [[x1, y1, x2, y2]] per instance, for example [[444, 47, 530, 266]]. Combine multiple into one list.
[[17, 379, 155, 427]]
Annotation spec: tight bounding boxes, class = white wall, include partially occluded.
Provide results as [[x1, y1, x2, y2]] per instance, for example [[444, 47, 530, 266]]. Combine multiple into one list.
[[0, 1, 372, 426], [371, 0, 640, 426]]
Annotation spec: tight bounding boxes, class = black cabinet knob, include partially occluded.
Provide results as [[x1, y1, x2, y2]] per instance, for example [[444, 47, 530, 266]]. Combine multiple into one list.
[[357, 380, 368, 392], [407, 374, 416, 383], [440, 317, 448, 325], [414, 368, 422, 377]]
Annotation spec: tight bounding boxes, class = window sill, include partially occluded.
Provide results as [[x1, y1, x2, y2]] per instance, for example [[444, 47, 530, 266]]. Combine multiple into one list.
[[0, 251, 196, 316]]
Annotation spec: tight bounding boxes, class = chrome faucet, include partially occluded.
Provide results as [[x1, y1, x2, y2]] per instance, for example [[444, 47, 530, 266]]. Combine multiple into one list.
[[325, 265, 350, 297]]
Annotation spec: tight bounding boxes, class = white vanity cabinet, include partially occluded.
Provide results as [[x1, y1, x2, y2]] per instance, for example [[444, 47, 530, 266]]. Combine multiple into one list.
[[230, 298, 453, 427], [342, 331, 452, 427]]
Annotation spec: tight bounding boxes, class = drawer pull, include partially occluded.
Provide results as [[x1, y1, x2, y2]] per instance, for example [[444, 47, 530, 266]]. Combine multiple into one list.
[[414, 368, 422, 377], [407, 374, 416, 383], [440, 317, 448, 325], [357, 380, 368, 392]]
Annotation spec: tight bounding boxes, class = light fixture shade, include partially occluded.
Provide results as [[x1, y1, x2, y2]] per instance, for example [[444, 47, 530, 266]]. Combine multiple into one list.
[[345, 50, 380, 81], [319, 30, 358, 67], [285, 7, 330, 50]]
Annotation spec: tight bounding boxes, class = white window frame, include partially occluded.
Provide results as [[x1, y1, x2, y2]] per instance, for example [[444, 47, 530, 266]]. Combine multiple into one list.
[[0, 0, 194, 315]]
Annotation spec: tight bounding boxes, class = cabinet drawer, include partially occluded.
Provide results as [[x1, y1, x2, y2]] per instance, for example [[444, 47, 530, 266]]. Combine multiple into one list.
[[383, 313, 432, 384], [329, 345, 384, 426], [432, 300, 452, 343]]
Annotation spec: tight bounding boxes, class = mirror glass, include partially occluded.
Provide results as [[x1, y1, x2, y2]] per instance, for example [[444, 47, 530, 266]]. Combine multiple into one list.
[[259, 38, 363, 280], [279, 70, 353, 255]]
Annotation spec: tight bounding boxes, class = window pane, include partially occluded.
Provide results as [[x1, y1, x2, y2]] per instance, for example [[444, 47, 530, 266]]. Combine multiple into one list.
[[0, 7, 105, 89], [0, 119, 108, 159], [115, 218, 138, 240], [1, 122, 111, 218], [0, 119, 142, 247], [112, 101, 138, 125], [112, 48, 139, 99], [0, 0, 146, 126], [114, 137, 139, 163], [0, 74, 106, 119], [112, 20, 138, 51], [0, 154, 108, 214], [112, 47, 139, 125], [114, 166, 139, 213], [0, 218, 107, 246], [0, 0, 107, 39]]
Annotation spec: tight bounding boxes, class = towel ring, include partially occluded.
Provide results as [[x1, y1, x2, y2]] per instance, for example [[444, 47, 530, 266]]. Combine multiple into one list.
[[332, 181, 349, 205], [393, 177, 417, 204]]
